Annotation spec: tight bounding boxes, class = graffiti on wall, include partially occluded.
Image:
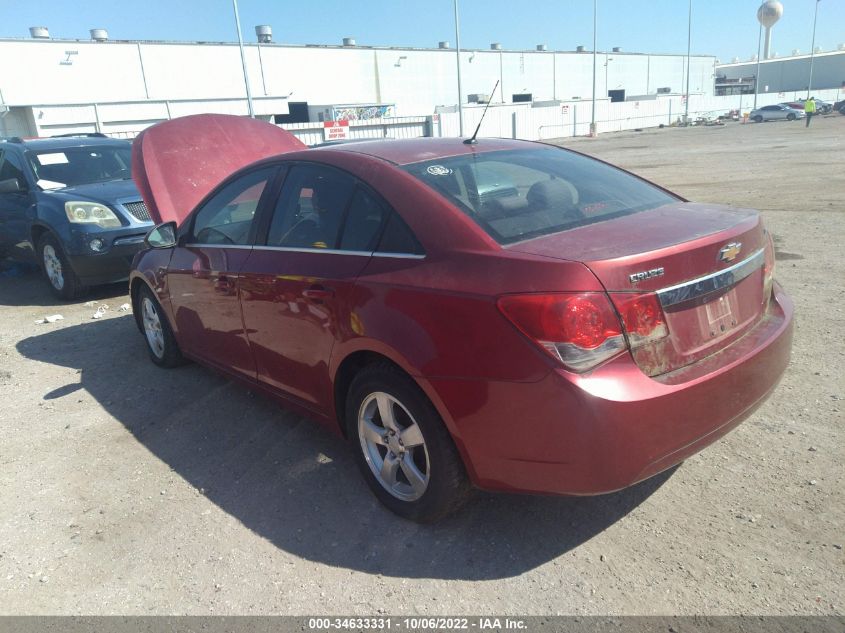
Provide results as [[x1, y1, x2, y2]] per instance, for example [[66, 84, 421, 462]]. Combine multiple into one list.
[[333, 104, 396, 121]]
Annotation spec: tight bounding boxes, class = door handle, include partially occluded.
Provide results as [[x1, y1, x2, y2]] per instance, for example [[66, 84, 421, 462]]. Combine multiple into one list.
[[302, 285, 334, 302]]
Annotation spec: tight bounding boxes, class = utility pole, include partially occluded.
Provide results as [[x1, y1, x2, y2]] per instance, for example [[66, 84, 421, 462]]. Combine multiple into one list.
[[454, 0, 465, 136], [590, 0, 597, 137], [753, 0, 764, 111], [684, 0, 692, 124], [807, 0, 820, 99], [232, 0, 255, 118]]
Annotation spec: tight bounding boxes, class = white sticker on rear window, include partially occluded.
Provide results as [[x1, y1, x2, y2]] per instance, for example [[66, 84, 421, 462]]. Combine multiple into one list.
[[37, 152, 69, 165], [427, 165, 452, 176]]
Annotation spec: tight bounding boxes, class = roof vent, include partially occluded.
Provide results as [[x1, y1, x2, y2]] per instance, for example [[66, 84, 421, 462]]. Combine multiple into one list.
[[90, 29, 108, 42], [439, 41, 450, 49], [576, 45, 585, 52], [490, 42, 502, 50], [536, 44, 548, 51], [255, 25, 272, 43], [732, 57, 740, 63], [29, 26, 50, 39], [612, 47, 621, 52], [343, 37, 356, 46], [792, 48, 801, 56]]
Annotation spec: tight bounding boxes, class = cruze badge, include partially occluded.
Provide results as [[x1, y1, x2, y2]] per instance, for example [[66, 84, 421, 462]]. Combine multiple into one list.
[[719, 242, 742, 263], [629, 267, 665, 284]]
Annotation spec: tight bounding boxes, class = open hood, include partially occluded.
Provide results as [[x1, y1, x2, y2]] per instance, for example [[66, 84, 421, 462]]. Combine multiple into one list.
[[131, 113, 307, 226]]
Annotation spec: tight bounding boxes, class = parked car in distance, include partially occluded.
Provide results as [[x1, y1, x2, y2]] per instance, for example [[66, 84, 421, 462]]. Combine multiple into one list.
[[832, 99, 845, 115], [792, 98, 833, 115], [750, 104, 805, 122], [0, 134, 152, 299], [130, 114, 794, 522]]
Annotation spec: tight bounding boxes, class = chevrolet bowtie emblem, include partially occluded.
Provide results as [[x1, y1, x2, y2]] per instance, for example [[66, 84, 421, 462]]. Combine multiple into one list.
[[719, 242, 742, 263]]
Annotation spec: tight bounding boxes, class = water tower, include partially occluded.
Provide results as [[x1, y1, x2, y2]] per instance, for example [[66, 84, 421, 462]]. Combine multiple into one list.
[[757, 1, 784, 60]]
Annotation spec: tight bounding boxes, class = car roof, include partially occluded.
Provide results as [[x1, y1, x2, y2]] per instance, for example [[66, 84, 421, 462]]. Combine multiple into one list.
[[312, 136, 539, 166]]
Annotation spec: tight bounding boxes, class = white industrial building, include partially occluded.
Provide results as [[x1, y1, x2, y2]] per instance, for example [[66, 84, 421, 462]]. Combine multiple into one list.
[[0, 30, 717, 139], [716, 49, 845, 96]]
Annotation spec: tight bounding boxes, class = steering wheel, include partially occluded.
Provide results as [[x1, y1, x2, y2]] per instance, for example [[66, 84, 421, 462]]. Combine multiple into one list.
[[279, 217, 319, 246]]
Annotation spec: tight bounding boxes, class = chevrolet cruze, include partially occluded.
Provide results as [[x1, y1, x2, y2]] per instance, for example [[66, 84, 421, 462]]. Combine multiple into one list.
[[129, 114, 793, 522]]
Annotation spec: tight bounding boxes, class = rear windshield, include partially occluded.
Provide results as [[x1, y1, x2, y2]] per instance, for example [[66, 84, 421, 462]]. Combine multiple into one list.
[[404, 147, 678, 244], [26, 146, 132, 189]]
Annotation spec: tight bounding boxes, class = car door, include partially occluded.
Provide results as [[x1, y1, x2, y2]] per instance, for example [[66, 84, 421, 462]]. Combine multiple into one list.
[[166, 165, 279, 378], [0, 149, 35, 261], [239, 162, 389, 412]]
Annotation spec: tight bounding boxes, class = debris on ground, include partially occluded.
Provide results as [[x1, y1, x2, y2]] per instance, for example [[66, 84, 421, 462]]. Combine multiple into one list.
[[92, 305, 110, 319], [34, 315, 64, 324]]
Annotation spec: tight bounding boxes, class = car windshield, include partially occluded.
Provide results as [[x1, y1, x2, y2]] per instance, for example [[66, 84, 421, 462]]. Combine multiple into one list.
[[26, 145, 132, 189], [404, 147, 678, 244]]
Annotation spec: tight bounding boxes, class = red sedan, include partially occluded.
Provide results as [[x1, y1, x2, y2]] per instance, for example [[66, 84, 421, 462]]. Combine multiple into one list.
[[129, 114, 793, 522]]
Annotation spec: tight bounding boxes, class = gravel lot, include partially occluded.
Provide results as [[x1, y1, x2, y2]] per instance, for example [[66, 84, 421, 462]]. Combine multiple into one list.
[[0, 115, 842, 616]]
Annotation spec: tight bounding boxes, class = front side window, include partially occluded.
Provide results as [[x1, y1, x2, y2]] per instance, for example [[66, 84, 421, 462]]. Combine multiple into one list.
[[27, 145, 132, 189], [0, 150, 27, 188], [267, 164, 355, 249], [404, 147, 678, 245], [191, 167, 276, 245]]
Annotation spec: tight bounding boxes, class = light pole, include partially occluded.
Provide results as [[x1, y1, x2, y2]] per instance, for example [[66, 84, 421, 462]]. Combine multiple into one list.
[[753, 0, 764, 111], [232, 0, 255, 118], [590, 0, 597, 137], [807, 0, 820, 99], [684, 0, 692, 124], [454, 0, 465, 137]]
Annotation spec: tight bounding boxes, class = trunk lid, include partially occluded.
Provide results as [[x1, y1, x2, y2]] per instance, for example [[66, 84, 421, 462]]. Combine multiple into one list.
[[508, 202, 771, 376]]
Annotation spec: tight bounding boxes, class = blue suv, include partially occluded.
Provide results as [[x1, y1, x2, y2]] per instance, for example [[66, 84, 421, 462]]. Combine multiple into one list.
[[0, 134, 152, 299]]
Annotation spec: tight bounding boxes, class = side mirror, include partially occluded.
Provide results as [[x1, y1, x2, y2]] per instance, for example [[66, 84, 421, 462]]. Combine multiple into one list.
[[0, 178, 24, 194], [145, 221, 177, 249]]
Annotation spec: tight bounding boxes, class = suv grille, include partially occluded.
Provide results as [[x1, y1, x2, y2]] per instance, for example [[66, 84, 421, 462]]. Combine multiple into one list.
[[123, 201, 151, 222]]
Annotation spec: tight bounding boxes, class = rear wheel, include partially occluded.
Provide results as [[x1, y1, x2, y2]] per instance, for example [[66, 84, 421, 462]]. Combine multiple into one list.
[[753, 115, 763, 123], [346, 363, 471, 522], [136, 285, 185, 368], [38, 233, 87, 300]]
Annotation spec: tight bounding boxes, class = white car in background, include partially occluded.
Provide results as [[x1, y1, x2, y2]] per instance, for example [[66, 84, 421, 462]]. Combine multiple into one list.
[[749, 104, 805, 123]]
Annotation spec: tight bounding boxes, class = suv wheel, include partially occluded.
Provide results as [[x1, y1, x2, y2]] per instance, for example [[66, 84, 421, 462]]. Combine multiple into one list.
[[38, 233, 87, 300], [346, 363, 472, 522]]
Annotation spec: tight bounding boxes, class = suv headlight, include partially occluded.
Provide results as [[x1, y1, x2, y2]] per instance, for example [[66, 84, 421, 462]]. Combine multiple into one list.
[[64, 201, 122, 228]]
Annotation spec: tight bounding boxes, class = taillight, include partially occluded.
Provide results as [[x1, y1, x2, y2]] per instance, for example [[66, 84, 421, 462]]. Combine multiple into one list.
[[608, 292, 669, 348], [762, 229, 775, 304], [497, 293, 626, 372]]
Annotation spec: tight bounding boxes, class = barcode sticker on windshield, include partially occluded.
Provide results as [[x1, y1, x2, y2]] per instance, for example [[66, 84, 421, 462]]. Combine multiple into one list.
[[37, 153, 69, 165]]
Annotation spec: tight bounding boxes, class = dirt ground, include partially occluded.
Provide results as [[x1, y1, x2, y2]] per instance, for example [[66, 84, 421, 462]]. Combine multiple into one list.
[[0, 115, 842, 616]]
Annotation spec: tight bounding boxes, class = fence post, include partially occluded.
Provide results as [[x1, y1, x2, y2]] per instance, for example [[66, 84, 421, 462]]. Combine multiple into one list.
[[668, 100, 672, 126]]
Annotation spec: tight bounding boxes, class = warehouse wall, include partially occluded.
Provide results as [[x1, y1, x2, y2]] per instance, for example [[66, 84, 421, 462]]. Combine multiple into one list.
[[0, 39, 715, 118], [717, 51, 845, 93]]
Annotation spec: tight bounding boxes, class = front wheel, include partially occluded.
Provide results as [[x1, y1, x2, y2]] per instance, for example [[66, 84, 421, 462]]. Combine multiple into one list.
[[787, 113, 796, 121], [136, 285, 185, 368], [38, 233, 87, 300], [753, 115, 763, 123], [346, 363, 471, 522]]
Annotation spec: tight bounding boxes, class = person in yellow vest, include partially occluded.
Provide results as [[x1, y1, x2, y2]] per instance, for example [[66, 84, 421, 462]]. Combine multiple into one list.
[[804, 97, 816, 127]]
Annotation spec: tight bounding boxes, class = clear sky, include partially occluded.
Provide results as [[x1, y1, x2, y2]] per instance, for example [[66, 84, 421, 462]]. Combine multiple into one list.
[[3, 1, 842, 63]]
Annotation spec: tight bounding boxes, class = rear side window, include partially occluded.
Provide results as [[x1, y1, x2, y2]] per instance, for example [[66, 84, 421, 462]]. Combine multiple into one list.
[[377, 213, 424, 255], [339, 188, 387, 252], [191, 166, 275, 245], [0, 150, 27, 187], [267, 164, 355, 249], [404, 147, 678, 245]]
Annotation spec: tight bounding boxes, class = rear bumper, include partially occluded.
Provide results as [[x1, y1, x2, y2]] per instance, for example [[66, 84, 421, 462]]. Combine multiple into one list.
[[430, 283, 794, 496]]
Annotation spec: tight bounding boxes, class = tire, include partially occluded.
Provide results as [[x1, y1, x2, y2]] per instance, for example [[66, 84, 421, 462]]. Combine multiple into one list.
[[787, 113, 796, 121], [753, 115, 763, 123], [135, 284, 185, 368], [37, 233, 87, 300], [346, 362, 471, 522]]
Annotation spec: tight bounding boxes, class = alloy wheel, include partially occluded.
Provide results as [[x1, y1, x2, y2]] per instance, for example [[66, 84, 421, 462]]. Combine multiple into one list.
[[141, 297, 166, 359], [358, 391, 430, 501], [42, 244, 64, 290]]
